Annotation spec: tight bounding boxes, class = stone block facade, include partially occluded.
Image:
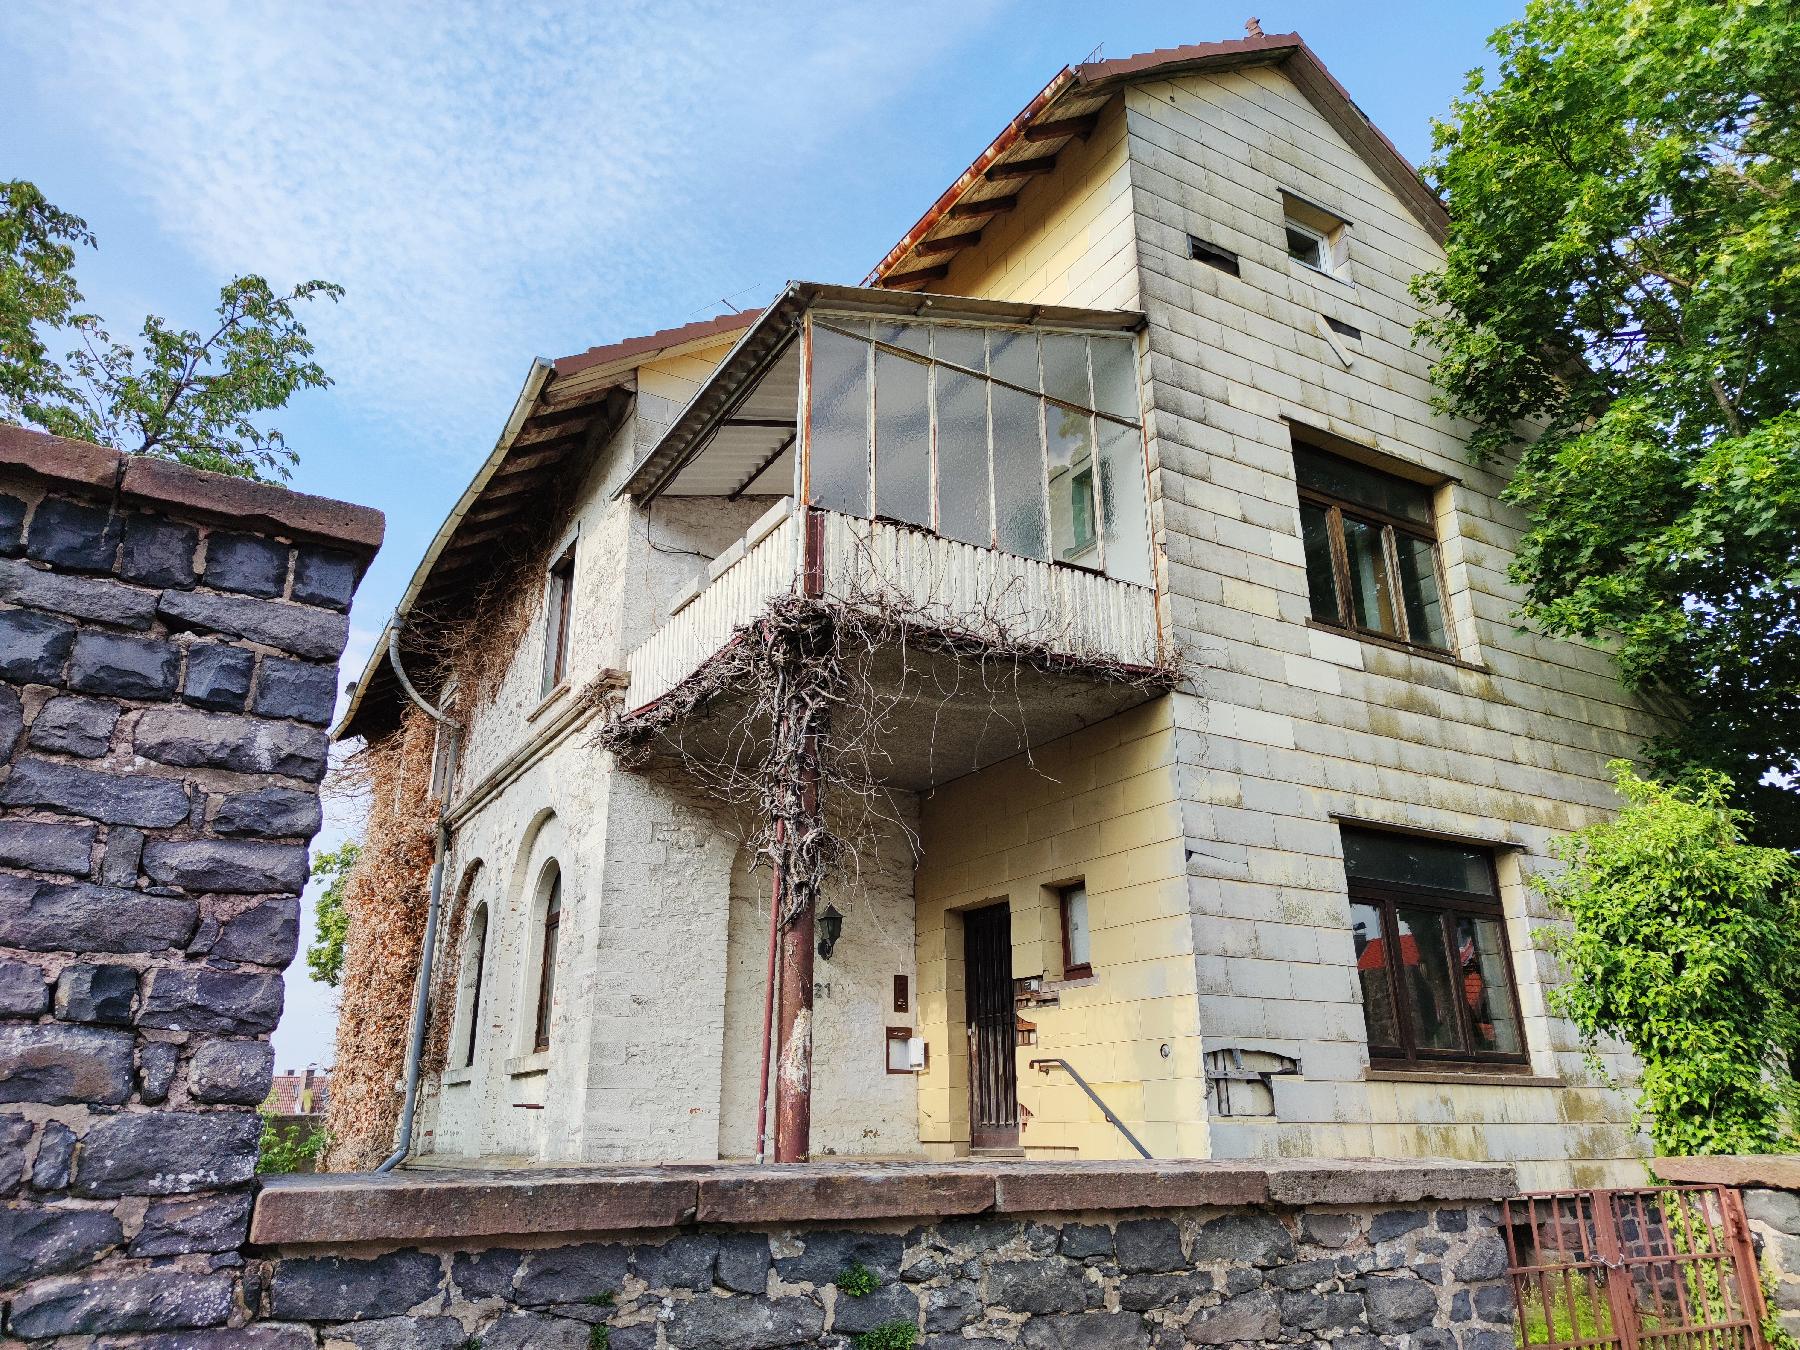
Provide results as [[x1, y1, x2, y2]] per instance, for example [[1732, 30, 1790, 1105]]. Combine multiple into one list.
[[246, 1160, 1518, 1349], [0, 425, 382, 1342]]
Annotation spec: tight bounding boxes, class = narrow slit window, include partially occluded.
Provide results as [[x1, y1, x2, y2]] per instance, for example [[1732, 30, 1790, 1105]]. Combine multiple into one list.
[[542, 547, 575, 696], [533, 867, 562, 1053], [1189, 236, 1240, 275], [462, 904, 488, 1068]]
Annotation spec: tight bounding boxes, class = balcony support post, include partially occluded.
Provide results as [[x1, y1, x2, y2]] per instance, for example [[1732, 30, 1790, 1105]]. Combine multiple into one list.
[[773, 751, 819, 1163]]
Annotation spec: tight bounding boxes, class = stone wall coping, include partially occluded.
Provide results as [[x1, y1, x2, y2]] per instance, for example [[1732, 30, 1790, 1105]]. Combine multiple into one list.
[[250, 1157, 1516, 1248], [1654, 1155, 1800, 1191], [0, 422, 385, 553]]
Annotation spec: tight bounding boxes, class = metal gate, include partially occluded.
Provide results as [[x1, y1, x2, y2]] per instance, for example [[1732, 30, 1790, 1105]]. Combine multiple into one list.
[[1505, 1186, 1769, 1350], [963, 903, 1018, 1150]]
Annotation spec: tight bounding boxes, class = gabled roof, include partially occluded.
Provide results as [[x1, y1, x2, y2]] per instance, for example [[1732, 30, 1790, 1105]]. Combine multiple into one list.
[[867, 32, 1447, 289], [335, 310, 757, 742]]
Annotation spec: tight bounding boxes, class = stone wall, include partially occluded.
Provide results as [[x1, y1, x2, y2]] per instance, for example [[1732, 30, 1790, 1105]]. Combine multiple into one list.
[[0, 425, 382, 1342], [1656, 1156, 1800, 1338], [247, 1159, 1518, 1350]]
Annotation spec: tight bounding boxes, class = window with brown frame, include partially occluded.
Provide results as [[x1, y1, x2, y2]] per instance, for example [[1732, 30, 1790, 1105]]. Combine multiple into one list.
[[1294, 442, 1450, 653], [1342, 827, 1526, 1068], [541, 546, 575, 696], [533, 869, 561, 1053], [1058, 881, 1092, 979]]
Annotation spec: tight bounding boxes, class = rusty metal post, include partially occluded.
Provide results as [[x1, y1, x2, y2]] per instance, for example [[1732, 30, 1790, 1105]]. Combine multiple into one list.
[[773, 871, 816, 1163]]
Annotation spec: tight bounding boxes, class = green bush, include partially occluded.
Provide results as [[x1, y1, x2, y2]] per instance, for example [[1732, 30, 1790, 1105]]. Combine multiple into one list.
[[836, 1259, 880, 1298], [255, 1113, 328, 1175], [853, 1322, 917, 1350]]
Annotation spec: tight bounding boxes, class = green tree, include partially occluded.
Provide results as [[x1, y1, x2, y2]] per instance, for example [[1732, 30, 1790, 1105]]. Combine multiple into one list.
[[1413, 0, 1800, 833], [307, 841, 360, 988], [1539, 763, 1800, 1155], [0, 179, 341, 482]]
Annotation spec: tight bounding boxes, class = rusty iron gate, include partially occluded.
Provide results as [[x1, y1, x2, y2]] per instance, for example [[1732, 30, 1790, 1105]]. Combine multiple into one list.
[[1505, 1186, 1769, 1350]]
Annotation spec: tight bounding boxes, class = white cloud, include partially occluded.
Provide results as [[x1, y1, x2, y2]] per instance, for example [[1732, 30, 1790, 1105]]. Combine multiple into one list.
[[10, 0, 1003, 466]]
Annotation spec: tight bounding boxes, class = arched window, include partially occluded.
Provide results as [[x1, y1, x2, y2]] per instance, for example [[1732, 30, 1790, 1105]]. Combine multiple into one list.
[[533, 866, 562, 1052], [460, 904, 489, 1068]]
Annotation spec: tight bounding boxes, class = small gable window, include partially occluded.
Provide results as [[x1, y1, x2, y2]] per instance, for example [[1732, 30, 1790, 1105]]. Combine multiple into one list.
[[1281, 192, 1350, 278]]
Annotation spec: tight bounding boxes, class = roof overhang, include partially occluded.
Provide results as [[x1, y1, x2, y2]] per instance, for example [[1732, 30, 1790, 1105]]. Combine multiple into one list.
[[866, 32, 1447, 289], [335, 311, 757, 743], [616, 280, 1146, 504]]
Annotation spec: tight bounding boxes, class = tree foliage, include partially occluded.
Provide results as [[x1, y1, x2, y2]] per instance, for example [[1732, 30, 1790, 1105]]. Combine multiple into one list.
[[1539, 764, 1800, 1155], [0, 179, 341, 481], [1413, 0, 1800, 826], [307, 840, 360, 989]]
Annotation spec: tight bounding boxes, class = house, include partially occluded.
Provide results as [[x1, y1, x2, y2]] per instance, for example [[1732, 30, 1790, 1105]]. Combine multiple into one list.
[[331, 31, 1663, 1189], [267, 1067, 331, 1117]]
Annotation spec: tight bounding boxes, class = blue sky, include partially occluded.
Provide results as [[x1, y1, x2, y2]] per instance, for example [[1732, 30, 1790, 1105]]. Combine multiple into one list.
[[4, 1, 1518, 1071]]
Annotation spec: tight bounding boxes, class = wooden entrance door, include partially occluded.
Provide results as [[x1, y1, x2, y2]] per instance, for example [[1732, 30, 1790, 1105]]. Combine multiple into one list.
[[963, 903, 1019, 1150]]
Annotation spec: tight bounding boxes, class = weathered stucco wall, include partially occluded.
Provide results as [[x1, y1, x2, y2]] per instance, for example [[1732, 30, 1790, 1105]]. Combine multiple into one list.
[[1120, 64, 1655, 1185]]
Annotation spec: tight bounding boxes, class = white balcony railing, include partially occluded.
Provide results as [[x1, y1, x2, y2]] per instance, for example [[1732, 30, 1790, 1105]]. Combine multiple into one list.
[[622, 505, 1158, 716]]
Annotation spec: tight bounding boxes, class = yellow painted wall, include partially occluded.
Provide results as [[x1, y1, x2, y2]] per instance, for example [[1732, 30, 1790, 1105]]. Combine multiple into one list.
[[913, 696, 1208, 1160], [938, 96, 1140, 312]]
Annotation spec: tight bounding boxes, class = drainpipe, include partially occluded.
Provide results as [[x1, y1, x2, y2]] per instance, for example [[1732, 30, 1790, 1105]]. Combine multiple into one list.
[[376, 621, 458, 1173]]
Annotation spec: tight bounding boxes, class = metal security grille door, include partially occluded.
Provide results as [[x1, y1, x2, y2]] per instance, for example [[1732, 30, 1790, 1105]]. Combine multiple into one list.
[[1506, 1186, 1768, 1350], [963, 904, 1019, 1149]]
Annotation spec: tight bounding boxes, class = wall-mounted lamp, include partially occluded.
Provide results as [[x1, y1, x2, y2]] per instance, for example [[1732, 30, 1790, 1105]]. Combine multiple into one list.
[[816, 904, 844, 960]]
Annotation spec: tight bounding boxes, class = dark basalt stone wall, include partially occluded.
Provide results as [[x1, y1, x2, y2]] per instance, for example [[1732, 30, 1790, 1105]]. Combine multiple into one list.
[[0, 426, 382, 1342], [250, 1200, 1517, 1350]]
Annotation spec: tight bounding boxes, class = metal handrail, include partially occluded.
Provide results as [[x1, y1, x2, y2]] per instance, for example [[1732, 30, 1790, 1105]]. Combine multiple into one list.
[[1028, 1058, 1152, 1159]]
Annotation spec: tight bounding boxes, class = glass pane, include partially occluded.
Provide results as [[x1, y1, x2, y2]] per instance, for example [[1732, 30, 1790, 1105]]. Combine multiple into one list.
[[1457, 915, 1522, 1054], [988, 329, 1039, 391], [991, 384, 1048, 560], [1293, 445, 1434, 525], [1063, 885, 1090, 969], [1286, 223, 1326, 269], [1395, 533, 1448, 648], [1041, 333, 1091, 408], [1341, 828, 1496, 897], [873, 348, 932, 528], [932, 324, 987, 376], [1396, 907, 1463, 1052], [872, 320, 931, 356], [1299, 501, 1340, 622], [1097, 420, 1152, 586], [1047, 406, 1099, 566], [1351, 901, 1402, 1051], [1089, 336, 1139, 421], [1342, 516, 1398, 635], [808, 322, 870, 516], [935, 366, 991, 548]]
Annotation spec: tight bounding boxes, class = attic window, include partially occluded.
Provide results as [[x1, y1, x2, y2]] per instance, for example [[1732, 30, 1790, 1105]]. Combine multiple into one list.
[[1281, 192, 1350, 278], [1188, 236, 1240, 276]]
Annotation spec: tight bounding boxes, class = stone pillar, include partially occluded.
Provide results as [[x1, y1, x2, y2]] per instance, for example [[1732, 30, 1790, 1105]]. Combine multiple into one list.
[[0, 426, 382, 1341], [1655, 1156, 1800, 1338]]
